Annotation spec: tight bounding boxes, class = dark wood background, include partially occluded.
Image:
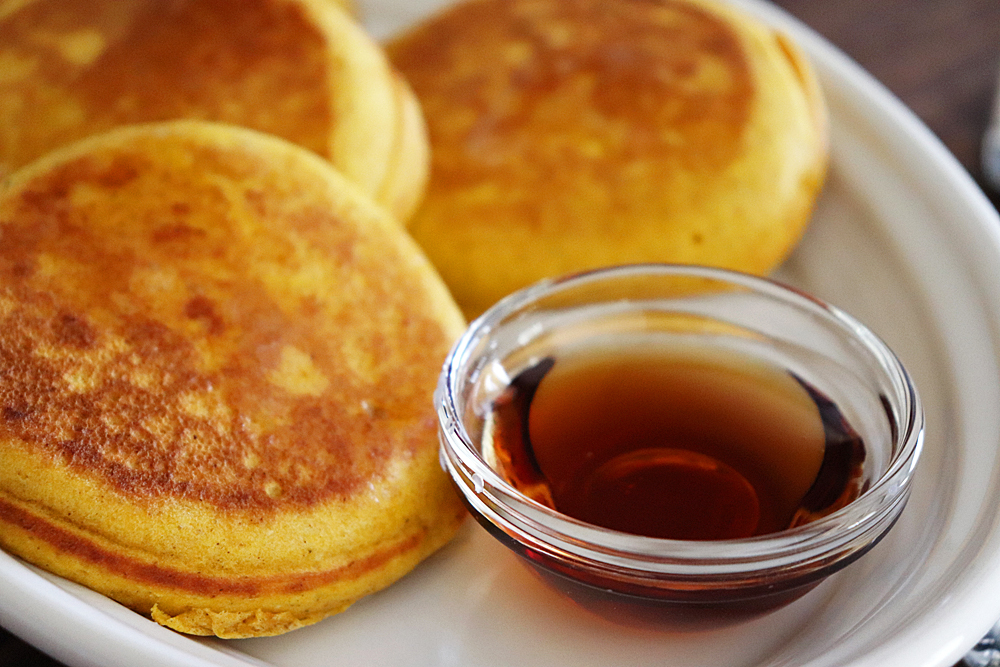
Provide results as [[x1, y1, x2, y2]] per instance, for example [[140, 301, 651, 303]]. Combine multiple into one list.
[[775, 0, 1000, 211], [2, 0, 1000, 665]]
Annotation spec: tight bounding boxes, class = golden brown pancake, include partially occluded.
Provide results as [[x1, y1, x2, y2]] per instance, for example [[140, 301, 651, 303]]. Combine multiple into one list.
[[0, 0, 428, 222], [0, 119, 465, 638], [326, 0, 355, 13], [387, 0, 829, 318]]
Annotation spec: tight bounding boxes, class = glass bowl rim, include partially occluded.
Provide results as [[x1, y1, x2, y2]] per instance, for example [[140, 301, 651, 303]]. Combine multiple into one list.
[[436, 263, 924, 572]]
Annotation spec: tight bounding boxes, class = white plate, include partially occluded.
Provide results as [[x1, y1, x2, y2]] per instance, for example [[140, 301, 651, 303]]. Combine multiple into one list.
[[4, 1, 1000, 666]]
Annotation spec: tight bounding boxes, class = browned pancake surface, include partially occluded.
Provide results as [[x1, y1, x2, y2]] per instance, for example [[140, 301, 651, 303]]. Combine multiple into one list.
[[1, 0, 329, 171], [398, 0, 753, 195], [0, 0, 429, 221], [389, 0, 828, 317], [0, 121, 465, 636], [0, 133, 447, 511]]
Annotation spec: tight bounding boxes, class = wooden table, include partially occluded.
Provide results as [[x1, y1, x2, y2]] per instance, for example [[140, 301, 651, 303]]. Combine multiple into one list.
[[2, 0, 1000, 665], [774, 0, 1000, 210]]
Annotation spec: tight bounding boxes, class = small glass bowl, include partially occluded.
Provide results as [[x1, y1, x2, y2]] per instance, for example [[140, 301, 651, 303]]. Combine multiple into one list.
[[435, 264, 923, 610]]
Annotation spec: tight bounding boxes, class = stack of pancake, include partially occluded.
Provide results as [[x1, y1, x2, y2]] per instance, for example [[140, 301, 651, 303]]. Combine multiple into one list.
[[388, 0, 829, 318], [0, 0, 427, 222], [0, 0, 829, 640], [0, 0, 458, 639]]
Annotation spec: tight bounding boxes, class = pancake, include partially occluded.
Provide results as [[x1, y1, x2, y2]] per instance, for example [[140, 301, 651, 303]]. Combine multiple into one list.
[[327, 0, 355, 12], [0, 119, 466, 638], [387, 0, 829, 318], [0, 0, 428, 222]]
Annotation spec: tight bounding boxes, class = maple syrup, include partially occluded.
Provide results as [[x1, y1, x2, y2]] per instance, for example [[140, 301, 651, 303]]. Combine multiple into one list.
[[482, 343, 866, 541]]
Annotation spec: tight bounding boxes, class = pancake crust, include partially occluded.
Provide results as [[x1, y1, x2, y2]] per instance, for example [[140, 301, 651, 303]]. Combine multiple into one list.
[[388, 0, 829, 317], [0, 120, 466, 637], [0, 0, 428, 221]]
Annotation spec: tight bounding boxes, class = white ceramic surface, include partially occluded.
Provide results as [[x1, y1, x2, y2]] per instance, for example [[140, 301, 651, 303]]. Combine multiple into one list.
[[3, 1, 1000, 666]]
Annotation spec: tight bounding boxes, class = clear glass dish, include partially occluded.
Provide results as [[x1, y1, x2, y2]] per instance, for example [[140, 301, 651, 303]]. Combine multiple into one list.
[[435, 264, 924, 611]]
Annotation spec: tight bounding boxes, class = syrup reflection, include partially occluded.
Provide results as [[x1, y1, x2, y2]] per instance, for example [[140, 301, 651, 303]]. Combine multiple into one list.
[[452, 525, 838, 667]]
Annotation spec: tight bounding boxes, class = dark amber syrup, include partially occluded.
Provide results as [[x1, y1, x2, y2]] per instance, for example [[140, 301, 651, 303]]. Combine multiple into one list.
[[483, 344, 866, 541]]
